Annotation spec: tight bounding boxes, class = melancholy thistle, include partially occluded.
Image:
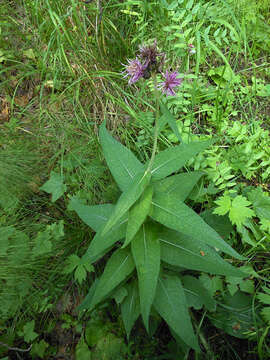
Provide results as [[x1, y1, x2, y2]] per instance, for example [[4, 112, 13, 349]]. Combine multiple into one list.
[[123, 58, 147, 84], [139, 40, 165, 73], [74, 38, 245, 355], [123, 41, 182, 97], [158, 70, 183, 96], [122, 41, 184, 172]]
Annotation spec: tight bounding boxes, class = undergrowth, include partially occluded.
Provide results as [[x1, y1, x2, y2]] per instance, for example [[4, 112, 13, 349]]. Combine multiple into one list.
[[0, 0, 270, 359]]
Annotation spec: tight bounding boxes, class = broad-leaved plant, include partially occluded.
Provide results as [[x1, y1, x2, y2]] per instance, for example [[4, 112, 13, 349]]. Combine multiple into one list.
[[70, 41, 245, 352], [71, 119, 245, 351]]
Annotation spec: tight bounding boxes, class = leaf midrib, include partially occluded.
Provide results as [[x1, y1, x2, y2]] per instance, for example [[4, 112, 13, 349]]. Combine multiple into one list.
[[159, 238, 202, 259]]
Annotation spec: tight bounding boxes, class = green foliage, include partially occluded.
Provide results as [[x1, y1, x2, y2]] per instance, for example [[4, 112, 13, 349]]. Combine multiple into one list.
[[152, 192, 243, 259], [181, 275, 216, 311], [72, 122, 244, 352], [68, 198, 114, 232], [160, 101, 182, 142], [63, 254, 94, 284], [84, 317, 128, 359], [31, 340, 49, 359], [214, 194, 255, 227], [85, 248, 135, 311], [0, 220, 66, 329], [125, 185, 153, 247], [40, 171, 67, 202], [153, 171, 204, 202], [151, 139, 212, 180], [258, 286, 270, 324], [1, 0, 270, 358], [121, 281, 140, 339], [75, 338, 92, 360], [99, 121, 144, 192], [159, 229, 243, 276], [248, 188, 270, 220], [102, 170, 151, 235], [32, 230, 53, 256], [226, 276, 254, 296], [131, 224, 160, 331], [18, 320, 38, 343], [153, 275, 199, 351], [209, 291, 259, 339]]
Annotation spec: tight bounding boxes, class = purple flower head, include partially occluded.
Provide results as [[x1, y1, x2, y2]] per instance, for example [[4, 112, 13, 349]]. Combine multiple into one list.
[[123, 58, 147, 84], [139, 41, 166, 73], [158, 70, 183, 96], [139, 40, 161, 65]]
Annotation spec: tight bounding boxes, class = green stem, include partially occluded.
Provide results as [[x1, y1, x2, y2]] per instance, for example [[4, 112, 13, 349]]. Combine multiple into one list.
[[191, 311, 215, 359], [147, 75, 160, 173]]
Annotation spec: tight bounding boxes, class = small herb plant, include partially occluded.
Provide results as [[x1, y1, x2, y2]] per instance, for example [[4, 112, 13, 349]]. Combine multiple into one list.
[[70, 42, 245, 353]]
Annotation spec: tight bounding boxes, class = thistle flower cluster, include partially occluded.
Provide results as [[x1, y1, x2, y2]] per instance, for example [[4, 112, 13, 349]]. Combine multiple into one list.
[[123, 41, 183, 96]]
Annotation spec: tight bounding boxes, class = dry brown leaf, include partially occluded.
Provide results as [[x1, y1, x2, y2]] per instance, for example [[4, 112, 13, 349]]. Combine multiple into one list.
[[0, 98, 10, 122], [14, 95, 29, 107]]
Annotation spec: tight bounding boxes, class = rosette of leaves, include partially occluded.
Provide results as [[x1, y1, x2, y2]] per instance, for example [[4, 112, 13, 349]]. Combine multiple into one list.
[[71, 121, 245, 352]]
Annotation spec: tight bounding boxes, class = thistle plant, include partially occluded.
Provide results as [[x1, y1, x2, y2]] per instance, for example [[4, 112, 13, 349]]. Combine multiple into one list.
[[71, 42, 245, 354]]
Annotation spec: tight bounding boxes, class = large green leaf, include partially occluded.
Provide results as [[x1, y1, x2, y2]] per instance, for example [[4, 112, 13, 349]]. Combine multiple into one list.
[[124, 185, 153, 247], [209, 291, 258, 339], [99, 122, 144, 192], [160, 102, 182, 143], [88, 248, 135, 311], [153, 171, 203, 202], [131, 224, 160, 331], [151, 140, 212, 180], [153, 275, 199, 351], [102, 171, 151, 236], [83, 217, 127, 263], [181, 275, 216, 311], [69, 197, 114, 232], [201, 209, 233, 239], [151, 193, 243, 260], [160, 228, 244, 277], [121, 281, 140, 339]]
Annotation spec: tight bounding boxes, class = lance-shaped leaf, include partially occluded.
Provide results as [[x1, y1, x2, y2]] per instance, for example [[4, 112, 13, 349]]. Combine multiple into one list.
[[151, 193, 243, 260], [83, 217, 127, 263], [102, 171, 151, 236], [181, 275, 216, 311], [160, 101, 182, 143], [131, 224, 160, 331], [124, 185, 153, 248], [201, 209, 233, 239], [121, 281, 140, 340], [88, 248, 135, 311], [153, 171, 203, 202], [160, 228, 244, 277], [151, 140, 212, 180], [69, 197, 114, 232], [111, 286, 128, 305], [153, 275, 199, 351], [99, 122, 144, 192]]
